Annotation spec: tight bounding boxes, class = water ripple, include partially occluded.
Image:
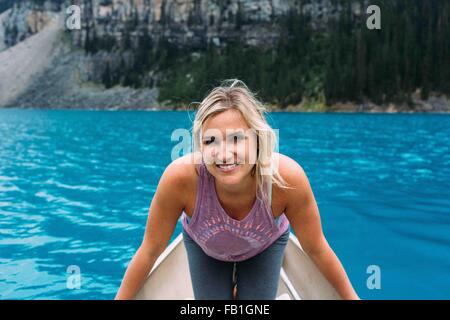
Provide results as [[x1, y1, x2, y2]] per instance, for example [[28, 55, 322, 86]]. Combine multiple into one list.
[[0, 110, 449, 299]]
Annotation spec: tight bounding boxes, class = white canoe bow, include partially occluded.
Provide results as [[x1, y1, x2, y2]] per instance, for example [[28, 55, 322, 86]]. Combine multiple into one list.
[[134, 232, 341, 300]]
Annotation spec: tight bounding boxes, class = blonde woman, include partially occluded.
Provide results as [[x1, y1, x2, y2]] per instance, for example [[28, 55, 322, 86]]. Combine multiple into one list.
[[115, 79, 359, 300]]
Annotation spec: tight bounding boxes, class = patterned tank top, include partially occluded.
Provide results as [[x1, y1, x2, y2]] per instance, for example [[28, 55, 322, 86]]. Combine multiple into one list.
[[181, 161, 290, 262]]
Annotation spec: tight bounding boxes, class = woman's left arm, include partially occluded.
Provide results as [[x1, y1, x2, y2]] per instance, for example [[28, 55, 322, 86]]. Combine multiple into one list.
[[280, 155, 360, 300]]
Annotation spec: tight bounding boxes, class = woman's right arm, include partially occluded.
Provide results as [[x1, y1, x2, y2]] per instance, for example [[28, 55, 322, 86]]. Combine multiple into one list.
[[114, 159, 189, 300]]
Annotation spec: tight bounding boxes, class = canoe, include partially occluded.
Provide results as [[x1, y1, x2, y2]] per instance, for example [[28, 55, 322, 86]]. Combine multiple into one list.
[[134, 231, 341, 300]]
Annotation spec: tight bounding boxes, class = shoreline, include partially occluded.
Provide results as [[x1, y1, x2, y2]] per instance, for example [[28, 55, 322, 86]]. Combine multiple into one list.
[[2, 105, 450, 114]]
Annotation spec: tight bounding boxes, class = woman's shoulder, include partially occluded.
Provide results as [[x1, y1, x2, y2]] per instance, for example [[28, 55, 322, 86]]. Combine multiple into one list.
[[272, 152, 311, 205], [163, 152, 202, 192], [272, 152, 309, 198], [157, 153, 201, 209], [273, 152, 305, 180]]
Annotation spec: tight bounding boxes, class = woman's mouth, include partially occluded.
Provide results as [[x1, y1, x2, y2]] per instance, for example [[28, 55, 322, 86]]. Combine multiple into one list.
[[215, 163, 239, 173]]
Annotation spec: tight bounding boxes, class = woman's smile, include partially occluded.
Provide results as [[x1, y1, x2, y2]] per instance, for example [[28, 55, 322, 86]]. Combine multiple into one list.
[[215, 163, 240, 173]]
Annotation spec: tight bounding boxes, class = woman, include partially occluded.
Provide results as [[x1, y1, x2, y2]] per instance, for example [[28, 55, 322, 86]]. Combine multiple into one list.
[[115, 79, 359, 300]]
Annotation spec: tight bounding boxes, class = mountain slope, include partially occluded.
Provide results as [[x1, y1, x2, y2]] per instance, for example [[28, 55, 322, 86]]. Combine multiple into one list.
[[0, 13, 61, 106], [0, 10, 159, 109]]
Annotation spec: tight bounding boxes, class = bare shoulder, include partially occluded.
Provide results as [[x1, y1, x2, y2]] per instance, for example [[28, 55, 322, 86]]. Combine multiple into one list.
[[157, 153, 201, 208], [272, 153, 321, 230], [163, 152, 201, 194], [275, 153, 303, 176], [273, 152, 311, 202]]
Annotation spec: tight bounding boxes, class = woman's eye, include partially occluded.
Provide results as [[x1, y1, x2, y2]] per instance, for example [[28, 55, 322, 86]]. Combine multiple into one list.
[[232, 135, 244, 143], [203, 137, 215, 145]]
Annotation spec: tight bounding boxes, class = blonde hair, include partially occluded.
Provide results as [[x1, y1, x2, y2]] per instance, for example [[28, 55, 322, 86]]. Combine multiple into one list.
[[191, 79, 292, 207]]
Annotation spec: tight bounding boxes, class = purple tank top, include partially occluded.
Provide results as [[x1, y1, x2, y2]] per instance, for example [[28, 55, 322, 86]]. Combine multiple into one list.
[[181, 161, 290, 262]]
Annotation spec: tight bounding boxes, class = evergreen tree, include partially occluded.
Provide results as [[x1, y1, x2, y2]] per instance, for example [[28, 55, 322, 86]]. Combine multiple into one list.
[[102, 63, 112, 89]]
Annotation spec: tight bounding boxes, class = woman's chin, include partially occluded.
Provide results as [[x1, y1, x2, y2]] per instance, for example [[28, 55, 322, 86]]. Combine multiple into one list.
[[214, 165, 254, 185]]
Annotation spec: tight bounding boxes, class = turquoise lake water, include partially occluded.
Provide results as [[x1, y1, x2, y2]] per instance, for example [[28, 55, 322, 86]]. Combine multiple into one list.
[[0, 109, 449, 299]]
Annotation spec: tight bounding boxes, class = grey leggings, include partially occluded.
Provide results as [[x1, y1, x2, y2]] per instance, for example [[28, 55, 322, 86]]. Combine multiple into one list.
[[182, 227, 290, 300]]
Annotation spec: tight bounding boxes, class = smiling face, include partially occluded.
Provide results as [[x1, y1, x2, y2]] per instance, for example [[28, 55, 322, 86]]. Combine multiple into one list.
[[201, 109, 258, 186]]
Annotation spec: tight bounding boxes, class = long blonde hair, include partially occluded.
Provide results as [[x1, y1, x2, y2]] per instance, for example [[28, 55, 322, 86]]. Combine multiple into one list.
[[191, 79, 292, 207]]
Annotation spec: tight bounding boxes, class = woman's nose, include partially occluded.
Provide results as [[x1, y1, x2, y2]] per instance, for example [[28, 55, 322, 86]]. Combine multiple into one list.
[[213, 141, 235, 164]]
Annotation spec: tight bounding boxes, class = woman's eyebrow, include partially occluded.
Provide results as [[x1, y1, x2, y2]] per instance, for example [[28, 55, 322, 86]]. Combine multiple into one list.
[[226, 130, 245, 137], [203, 130, 245, 139]]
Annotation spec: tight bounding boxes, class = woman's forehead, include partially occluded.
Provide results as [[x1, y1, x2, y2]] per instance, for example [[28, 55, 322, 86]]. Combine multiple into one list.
[[202, 109, 250, 131]]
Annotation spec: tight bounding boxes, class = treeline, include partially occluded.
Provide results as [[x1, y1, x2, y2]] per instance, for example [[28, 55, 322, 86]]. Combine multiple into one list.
[[82, 0, 450, 108], [325, 0, 450, 105]]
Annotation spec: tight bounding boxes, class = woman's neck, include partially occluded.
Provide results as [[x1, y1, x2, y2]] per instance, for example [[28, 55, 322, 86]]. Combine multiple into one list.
[[214, 174, 257, 200]]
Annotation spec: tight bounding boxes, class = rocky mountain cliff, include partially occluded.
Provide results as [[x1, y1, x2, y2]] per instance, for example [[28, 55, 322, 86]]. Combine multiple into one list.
[[0, 0, 448, 111], [68, 0, 346, 49], [2, 0, 348, 50], [0, 0, 62, 46], [0, 0, 351, 109]]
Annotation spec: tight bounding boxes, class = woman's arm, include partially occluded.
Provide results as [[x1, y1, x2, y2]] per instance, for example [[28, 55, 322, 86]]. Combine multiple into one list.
[[280, 155, 360, 300], [114, 246, 160, 300], [115, 159, 189, 300]]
